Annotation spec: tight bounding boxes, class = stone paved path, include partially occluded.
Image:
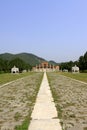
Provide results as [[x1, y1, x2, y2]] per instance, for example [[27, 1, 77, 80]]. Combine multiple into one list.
[[28, 72, 62, 130]]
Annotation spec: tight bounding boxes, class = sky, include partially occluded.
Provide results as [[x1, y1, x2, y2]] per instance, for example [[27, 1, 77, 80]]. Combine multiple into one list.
[[0, 0, 87, 62]]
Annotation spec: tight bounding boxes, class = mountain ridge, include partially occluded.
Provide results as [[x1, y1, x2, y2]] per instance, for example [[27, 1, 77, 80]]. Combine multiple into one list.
[[0, 52, 57, 66]]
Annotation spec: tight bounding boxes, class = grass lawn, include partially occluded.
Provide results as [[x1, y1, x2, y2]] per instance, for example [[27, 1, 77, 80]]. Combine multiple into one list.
[[58, 72, 87, 83], [0, 72, 34, 85]]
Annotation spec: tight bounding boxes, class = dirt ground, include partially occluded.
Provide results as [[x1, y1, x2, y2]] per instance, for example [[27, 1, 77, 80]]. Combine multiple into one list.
[[47, 72, 87, 130], [0, 72, 43, 130]]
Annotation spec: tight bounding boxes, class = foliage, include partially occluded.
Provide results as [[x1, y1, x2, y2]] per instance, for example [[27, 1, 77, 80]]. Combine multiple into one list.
[[60, 61, 75, 71], [0, 52, 45, 73], [0, 58, 5, 72], [0, 57, 32, 73], [0, 51, 87, 72], [9, 58, 32, 72], [60, 51, 87, 72], [0, 52, 45, 66], [79, 51, 87, 71]]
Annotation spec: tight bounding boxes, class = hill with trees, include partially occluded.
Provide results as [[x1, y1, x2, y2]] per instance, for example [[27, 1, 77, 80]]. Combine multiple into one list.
[[0, 51, 87, 73], [0, 53, 46, 66], [0, 52, 57, 73]]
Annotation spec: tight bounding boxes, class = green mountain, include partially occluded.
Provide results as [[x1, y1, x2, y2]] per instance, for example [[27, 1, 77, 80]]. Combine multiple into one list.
[[49, 60, 58, 65], [0, 53, 47, 66], [0, 53, 14, 61]]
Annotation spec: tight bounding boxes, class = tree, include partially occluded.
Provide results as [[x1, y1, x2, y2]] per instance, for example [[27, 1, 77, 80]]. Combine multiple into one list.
[[79, 52, 87, 71], [60, 61, 74, 71], [3, 60, 10, 72], [25, 64, 32, 71], [84, 51, 87, 69], [79, 56, 84, 70], [9, 58, 27, 72], [0, 58, 4, 72]]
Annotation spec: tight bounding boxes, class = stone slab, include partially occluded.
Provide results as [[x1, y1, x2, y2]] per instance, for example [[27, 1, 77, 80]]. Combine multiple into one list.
[[29, 119, 62, 130]]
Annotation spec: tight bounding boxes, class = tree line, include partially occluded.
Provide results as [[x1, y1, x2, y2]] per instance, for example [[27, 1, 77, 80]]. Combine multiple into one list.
[[0, 58, 32, 73], [60, 51, 87, 72]]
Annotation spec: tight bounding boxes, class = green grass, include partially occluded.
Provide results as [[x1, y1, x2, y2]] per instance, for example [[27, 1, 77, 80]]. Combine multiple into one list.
[[58, 72, 87, 83], [15, 116, 31, 130], [0, 72, 34, 85]]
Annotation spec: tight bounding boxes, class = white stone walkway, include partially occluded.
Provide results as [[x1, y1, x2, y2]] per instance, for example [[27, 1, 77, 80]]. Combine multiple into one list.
[[28, 72, 62, 130]]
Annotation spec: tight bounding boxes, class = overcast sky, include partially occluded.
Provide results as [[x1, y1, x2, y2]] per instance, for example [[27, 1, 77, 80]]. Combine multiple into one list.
[[0, 0, 87, 62]]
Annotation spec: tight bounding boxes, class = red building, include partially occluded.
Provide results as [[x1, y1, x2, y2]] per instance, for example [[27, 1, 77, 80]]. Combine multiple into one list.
[[33, 61, 59, 72]]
